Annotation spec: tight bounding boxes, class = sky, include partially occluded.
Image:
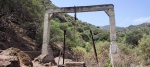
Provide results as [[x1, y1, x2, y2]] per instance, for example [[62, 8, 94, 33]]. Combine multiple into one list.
[[51, 0, 150, 27]]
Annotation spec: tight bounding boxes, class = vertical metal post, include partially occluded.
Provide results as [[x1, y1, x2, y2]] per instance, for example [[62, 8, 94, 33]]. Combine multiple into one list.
[[63, 30, 66, 65], [74, 6, 77, 21], [90, 30, 98, 63], [73, 6, 77, 39]]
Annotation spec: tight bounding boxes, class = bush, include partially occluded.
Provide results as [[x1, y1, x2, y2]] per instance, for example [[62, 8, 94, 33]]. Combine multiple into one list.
[[50, 19, 63, 42], [118, 43, 133, 55], [77, 27, 84, 33], [59, 23, 68, 30], [104, 59, 112, 67], [124, 30, 142, 46], [85, 42, 92, 52], [138, 33, 150, 65], [81, 31, 90, 42], [72, 46, 86, 61], [96, 41, 110, 58]]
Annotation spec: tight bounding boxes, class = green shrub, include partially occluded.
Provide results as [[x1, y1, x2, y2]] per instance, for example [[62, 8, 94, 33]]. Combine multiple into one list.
[[104, 59, 112, 67], [124, 30, 142, 46], [59, 23, 68, 30], [72, 46, 86, 61], [118, 43, 133, 55], [138, 33, 150, 65], [77, 27, 84, 33]]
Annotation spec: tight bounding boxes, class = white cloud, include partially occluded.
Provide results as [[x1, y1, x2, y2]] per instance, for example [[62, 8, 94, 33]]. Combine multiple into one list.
[[133, 16, 150, 22]]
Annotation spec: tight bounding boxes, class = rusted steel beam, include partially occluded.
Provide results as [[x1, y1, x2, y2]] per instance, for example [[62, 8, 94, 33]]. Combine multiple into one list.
[[46, 4, 114, 13], [74, 6, 77, 20], [90, 30, 98, 63], [63, 30, 66, 64]]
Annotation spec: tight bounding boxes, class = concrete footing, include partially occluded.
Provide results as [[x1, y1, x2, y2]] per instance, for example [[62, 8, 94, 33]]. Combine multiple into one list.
[[65, 62, 86, 67]]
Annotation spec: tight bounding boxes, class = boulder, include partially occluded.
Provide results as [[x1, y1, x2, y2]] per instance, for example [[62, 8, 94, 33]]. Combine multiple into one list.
[[0, 47, 33, 67], [0, 55, 19, 67]]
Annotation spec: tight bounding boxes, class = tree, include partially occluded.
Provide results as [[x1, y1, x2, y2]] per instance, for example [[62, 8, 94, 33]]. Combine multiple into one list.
[[81, 31, 90, 42], [124, 30, 142, 46]]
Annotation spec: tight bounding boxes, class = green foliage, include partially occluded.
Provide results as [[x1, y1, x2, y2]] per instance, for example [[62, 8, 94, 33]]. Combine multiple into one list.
[[118, 43, 133, 55], [98, 30, 110, 41], [77, 27, 84, 33], [81, 31, 90, 42], [82, 41, 110, 67], [0, 1, 114, 66], [36, 23, 43, 47], [59, 23, 68, 30], [83, 26, 90, 30], [50, 19, 63, 42], [124, 30, 143, 46], [118, 23, 150, 45], [0, 0, 45, 23], [72, 46, 87, 61], [138, 32, 150, 65], [85, 42, 92, 52], [96, 41, 110, 58], [117, 23, 150, 66], [104, 59, 112, 67], [0, 0, 48, 47], [72, 46, 87, 55]]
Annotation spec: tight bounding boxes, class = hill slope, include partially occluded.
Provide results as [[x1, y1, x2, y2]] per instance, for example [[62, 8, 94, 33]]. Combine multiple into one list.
[[101, 25, 126, 31], [0, 0, 109, 52], [0, 0, 45, 50], [2, 0, 150, 66]]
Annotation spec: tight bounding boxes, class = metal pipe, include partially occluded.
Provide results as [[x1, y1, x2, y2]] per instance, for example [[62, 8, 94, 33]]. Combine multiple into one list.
[[63, 30, 66, 65], [90, 30, 98, 63]]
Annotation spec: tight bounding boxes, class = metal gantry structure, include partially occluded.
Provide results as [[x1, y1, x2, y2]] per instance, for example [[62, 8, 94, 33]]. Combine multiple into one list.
[[40, 4, 118, 67]]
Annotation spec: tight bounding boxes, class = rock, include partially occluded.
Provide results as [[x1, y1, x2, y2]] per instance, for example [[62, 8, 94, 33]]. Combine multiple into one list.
[[0, 55, 18, 61], [0, 47, 33, 67], [0, 55, 19, 67], [54, 57, 73, 65], [44, 62, 52, 67], [0, 60, 11, 66]]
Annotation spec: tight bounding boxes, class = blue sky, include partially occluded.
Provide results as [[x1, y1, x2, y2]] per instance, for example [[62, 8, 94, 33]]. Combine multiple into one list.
[[51, 0, 150, 27]]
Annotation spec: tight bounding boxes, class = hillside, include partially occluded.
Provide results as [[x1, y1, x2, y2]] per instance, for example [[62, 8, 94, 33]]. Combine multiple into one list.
[[116, 22, 150, 66], [1, 0, 150, 66], [101, 25, 126, 31], [0, 0, 43, 50], [117, 22, 150, 44], [0, 0, 112, 66], [0, 0, 109, 54]]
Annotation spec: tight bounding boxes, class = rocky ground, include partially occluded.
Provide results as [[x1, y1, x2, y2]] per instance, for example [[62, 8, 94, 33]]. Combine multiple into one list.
[[0, 47, 74, 67]]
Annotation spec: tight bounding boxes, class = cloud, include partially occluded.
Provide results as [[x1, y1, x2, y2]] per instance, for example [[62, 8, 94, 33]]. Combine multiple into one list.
[[133, 16, 150, 22]]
